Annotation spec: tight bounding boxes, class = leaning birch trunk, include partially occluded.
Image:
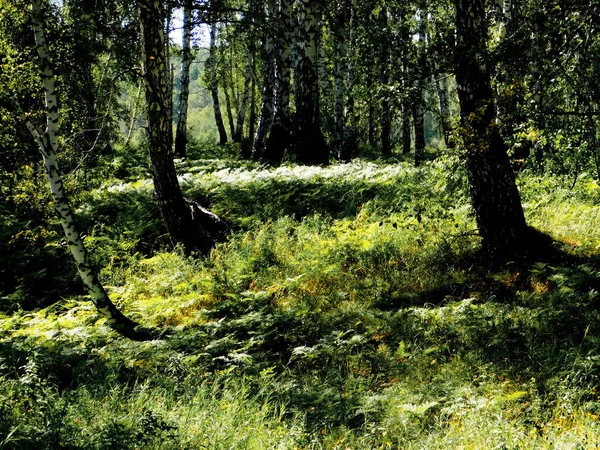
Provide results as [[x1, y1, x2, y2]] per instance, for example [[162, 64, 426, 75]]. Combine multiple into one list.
[[28, 0, 146, 339], [209, 22, 228, 144], [174, 0, 193, 158], [124, 81, 143, 148]]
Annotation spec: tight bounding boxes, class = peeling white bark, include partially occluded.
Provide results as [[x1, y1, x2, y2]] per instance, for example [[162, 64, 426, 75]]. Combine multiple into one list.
[[28, 0, 142, 337]]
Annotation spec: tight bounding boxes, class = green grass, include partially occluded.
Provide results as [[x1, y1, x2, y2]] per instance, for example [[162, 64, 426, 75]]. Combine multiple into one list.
[[3, 157, 600, 448]]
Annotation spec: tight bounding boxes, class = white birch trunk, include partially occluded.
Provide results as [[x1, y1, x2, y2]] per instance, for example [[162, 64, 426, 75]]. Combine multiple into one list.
[[28, 0, 144, 338]]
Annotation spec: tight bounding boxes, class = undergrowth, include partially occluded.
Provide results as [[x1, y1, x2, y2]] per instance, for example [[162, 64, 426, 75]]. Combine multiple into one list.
[[3, 158, 600, 448]]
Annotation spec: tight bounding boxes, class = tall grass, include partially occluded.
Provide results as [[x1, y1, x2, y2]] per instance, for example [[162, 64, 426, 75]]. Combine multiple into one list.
[[3, 158, 600, 448]]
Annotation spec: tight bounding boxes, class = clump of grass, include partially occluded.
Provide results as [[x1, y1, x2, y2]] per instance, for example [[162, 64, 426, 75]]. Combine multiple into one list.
[[0, 367, 305, 449]]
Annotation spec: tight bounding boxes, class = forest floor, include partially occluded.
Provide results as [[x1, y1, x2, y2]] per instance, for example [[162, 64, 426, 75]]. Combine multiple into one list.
[[3, 154, 600, 448]]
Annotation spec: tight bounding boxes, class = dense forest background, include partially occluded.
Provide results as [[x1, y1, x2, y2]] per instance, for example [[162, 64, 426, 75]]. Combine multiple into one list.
[[3, 0, 600, 447]]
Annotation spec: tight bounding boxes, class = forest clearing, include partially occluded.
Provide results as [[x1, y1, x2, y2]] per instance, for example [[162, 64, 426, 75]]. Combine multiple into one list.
[[2, 0, 600, 448]]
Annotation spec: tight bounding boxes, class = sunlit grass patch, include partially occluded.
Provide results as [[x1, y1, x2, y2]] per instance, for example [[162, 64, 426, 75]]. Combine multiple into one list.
[[6, 158, 600, 448]]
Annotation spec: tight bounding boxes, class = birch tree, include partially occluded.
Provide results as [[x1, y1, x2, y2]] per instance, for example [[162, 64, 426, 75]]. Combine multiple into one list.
[[208, 21, 228, 145], [24, 0, 147, 339], [263, 0, 294, 164], [137, 0, 227, 255], [252, 0, 277, 159], [174, 0, 193, 158], [294, 0, 328, 165]]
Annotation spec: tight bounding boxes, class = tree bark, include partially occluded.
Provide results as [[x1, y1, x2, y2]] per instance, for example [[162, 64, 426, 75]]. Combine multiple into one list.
[[264, 0, 294, 164], [332, 9, 346, 159], [367, 70, 376, 147], [234, 45, 253, 143], [413, 7, 427, 165], [208, 22, 228, 145], [435, 74, 454, 148], [294, 0, 328, 165], [124, 81, 143, 148], [174, 0, 192, 158], [223, 80, 236, 138], [138, 0, 221, 255], [248, 56, 257, 150], [28, 0, 148, 339], [340, 0, 358, 161], [252, 0, 277, 159], [402, 61, 412, 155], [454, 0, 527, 259], [379, 9, 392, 157]]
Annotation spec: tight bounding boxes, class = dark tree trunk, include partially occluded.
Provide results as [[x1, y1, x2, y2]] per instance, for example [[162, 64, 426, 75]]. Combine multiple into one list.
[[208, 22, 228, 145], [264, 0, 294, 165], [294, 0, 328, 165], [138, 0, 222, 255], [367, 69, 376, 147], [435, 74, 454, 148], [340, 0, 358, 161], [224, 82, 236, 138], [402, 99, 412, 154], [379, 9, 392, 156], [454, 0, 527, 259], [413, 8, 427, 165], [252, 0, 277, 159], [234, 45, 253, 143], [174, 0, 192, 158]]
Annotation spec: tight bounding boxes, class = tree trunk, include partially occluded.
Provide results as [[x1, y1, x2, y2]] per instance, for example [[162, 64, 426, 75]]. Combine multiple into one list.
[[454, 0, 527, 259], [138, 0, 222, 255], [294, 0, 328, 165], [248, 57, 257, 149], [379, 9, 392, 156], [340, 0, 358, 161], [332, 14, 346, 159], [413, 8, 427, 165], [124, 81, 143, 148], [402, 62, 412, 155], [174, 0, 192, 158], [264, 0, 294, 164], [402, 103, 412, 154], [209, 22, 228, 145], [28, 0, 147, 339], [234, 45, 253, 143], [252, 0, 277, 159], [367, 70, 376, 147], [413, 99, 425, 165], [435, 74, 454, 148], [224, 81, 236, 138]]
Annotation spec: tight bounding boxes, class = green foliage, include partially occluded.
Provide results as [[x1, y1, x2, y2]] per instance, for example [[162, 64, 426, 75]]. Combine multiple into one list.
[[5, 157, 600, 447]]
